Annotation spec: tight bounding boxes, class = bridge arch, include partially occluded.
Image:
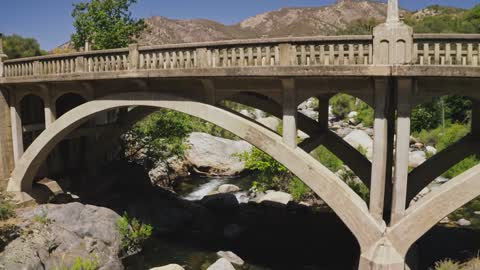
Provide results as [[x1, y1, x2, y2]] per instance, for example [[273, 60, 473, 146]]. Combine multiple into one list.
[[7, 91, 383, 252]]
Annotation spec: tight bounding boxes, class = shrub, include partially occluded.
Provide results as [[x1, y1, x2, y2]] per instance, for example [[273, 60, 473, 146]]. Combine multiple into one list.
[[288, 177, 311, 201], [0, 193, 15, 221], [54, 256, 99, 270], [330, 94, 355, 119], [116, 212, 153, 254], [355, 102, 374, 127], [239, 147, 289, 192], [434, 259, 461, 270]]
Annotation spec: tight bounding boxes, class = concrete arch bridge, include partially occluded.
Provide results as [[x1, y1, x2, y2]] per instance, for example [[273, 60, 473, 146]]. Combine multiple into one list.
[[0, 1, 480, 269]]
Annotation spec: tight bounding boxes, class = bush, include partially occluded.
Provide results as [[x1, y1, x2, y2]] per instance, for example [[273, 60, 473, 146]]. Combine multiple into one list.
[[54, 256, 99, 270], [239, 147, 289, 192], [355, 102, 374, 127], [416, 123, 470, 151], [434, 259, 461, 270], [330, 94, 355, 119], [116, 212, 153, 254], [288, 177, 311, 201], [0, 193, 15, 221]]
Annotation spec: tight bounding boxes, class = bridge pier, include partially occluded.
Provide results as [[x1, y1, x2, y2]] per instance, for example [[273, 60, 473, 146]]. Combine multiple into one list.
[[0, 89, 13, 190]]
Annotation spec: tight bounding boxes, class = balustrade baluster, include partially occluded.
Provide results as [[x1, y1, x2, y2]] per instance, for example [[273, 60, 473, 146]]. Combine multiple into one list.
[[467, 43, 473, 66], [456, 43, 462, 65], [445, 43, 451, 65], [434, 43, 440, 65]]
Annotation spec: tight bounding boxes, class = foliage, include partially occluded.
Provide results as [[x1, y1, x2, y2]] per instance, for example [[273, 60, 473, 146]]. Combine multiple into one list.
[[404, 4, 480, 34], [71, 0, 146, 50], [311, 146, 343, 172], [0, 193, 15, 221], [355, 102, 374, 127], [127, 109, 193, 160], [416, 123, 477, 178], [411, 101, 442, 133], [239, 147, 289, 192], [116, 212, 153, 254], [2, 34, 46, 59], [329, 94, 373, 127], [54, 256, 99, 270], [434, 259, 461, 270], [444, 156, 478, 179], [433, 257, 480, 270], [337, 18, 382, 35], [288, 177, 311, 201], [330, 94, 356, 119]]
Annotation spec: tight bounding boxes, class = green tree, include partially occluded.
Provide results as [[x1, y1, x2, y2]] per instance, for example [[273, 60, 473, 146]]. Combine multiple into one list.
[[3, 34, 45, 59], [71, 0, 146, 50]]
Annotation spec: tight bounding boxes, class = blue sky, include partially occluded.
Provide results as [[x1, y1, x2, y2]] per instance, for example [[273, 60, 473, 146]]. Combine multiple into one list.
[[0, 0, 477, 50]]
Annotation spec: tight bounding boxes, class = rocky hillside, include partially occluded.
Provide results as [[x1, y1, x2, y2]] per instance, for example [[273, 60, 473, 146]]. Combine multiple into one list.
[[137, 0, 398, 46]]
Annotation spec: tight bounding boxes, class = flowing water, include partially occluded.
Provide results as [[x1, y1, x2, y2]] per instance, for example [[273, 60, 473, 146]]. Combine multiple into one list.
[[177, 174, 255, 203]]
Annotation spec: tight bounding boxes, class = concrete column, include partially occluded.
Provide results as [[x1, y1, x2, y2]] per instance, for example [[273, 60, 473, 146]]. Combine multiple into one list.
[[471, 101, 480, 137], [391, 79, 413, 225], [282, 79, 297, 148], [43, 91, 56, 128], [10, 93, 24, 163], [0, 89, 14, 190], [369, 79, 390, 223], [317, 96, 329, 129]]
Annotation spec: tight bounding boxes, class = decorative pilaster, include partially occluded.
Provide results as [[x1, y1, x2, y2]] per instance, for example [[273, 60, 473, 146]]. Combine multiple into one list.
[[373, 0, 413, 65]]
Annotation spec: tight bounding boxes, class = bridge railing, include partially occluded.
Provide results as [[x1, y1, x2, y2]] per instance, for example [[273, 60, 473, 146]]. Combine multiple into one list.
[[413, 34, 480, 66], [3, 34, 480, 79], [2, 35, 373, 78]]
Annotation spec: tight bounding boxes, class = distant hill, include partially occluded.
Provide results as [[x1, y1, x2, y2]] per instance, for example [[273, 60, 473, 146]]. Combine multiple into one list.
[[58, 0, 472, 50], [137, 0, 394, 46]]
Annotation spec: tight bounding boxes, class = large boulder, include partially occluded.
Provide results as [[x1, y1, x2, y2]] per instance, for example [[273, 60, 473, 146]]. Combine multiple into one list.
[[0, 203, 123, 270], [344, 130, 373, 159], [186, 132, 252, 176], [409, 151, 427, 168], [257, 191, 292, 205], [257, 116, 280, 131], [218, 184, 241, 194], [149, 156, 189, 188], [217, 251, 245, 266], [150, 265, 185, 270], [207, 258, 236, 270]]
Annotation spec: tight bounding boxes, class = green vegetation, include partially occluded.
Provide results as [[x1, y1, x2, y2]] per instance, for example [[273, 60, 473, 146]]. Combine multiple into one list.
[[33, 210, 52, 225], [330, 94, 374, 127], [433, 257, 480, 270], [2, 34, 46, 59], [415, 123, 478, 178], [405, 5, 480, 34], [239, 147, 289, 192], [71, 0, 147, 50], [337, 18, 381, 35], [116, 212, 153, 254], [54, 256, 100, 270], [0, 193, 15, 221]]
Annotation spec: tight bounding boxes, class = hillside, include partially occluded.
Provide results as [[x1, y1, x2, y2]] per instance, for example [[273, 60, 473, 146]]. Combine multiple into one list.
[[137, 0, 396, 46]]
